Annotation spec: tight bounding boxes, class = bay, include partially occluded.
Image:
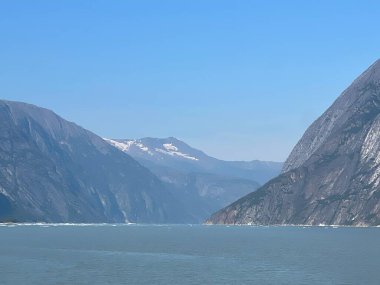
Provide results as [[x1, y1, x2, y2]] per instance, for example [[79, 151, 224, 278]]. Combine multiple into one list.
[[0, 224, 379, 285]]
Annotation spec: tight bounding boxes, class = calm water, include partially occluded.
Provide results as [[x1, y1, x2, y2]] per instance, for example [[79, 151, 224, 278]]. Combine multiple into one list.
[[0, 224, 379, 285]]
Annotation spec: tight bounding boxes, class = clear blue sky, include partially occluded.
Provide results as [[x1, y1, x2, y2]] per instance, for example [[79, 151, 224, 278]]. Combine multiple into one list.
[[1, 1, 379, 161]]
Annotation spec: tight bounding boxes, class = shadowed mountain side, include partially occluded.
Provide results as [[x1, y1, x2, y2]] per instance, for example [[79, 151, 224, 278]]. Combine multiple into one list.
[[0, 100, 193, 223]]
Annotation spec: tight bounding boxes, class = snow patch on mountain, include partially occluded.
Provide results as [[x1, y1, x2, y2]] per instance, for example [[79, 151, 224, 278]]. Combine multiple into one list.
[[104, 138, 154, 155], [156, 144, 199, 161], [104, 139, 199, 161], [104, 138, 133, 151], [163, 143, 178, 152]]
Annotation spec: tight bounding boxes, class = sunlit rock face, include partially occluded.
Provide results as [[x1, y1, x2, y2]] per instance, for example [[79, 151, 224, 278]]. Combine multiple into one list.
[[208, 59, 380, 226]]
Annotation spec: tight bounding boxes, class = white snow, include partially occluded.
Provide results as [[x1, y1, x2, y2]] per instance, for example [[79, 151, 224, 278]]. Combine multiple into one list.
[[156, 144, 199, 161], [135, 142, 151, 153], [104, 139, 154, 155], [163, 143, 178, 152], [104, 138, 198, 161], [104, 138, 134, 152]]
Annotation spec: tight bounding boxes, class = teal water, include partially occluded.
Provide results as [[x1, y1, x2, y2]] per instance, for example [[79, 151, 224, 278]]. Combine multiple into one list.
[[0, 224, 379, 285]]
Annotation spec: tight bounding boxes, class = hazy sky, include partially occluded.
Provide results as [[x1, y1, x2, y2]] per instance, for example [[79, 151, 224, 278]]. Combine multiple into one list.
[[1, 1, 380, 161]]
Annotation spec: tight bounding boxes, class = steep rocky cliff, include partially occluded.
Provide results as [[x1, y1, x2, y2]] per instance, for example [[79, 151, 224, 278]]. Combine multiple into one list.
[[207, 60, 380, 226], [0, 100, 188, 223]]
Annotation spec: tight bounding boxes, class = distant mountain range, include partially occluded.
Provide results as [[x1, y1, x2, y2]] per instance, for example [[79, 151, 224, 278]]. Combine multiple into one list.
[[104, 137, 282, 184], [0, 100, 282, 224], [7, 59, 379, 226], [105, 137, 282, 222], [207, 59, 380, 226]]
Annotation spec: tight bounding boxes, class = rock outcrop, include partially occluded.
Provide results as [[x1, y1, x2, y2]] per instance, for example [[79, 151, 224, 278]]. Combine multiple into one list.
[[207, 60, 380, 226]]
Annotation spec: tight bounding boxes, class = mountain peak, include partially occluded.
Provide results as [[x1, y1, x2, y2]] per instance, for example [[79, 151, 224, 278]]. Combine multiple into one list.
[[208, 60, 380, 226], [350, 58, 380, 87], [283, 59, 380, 173], [141, 136, 184, 144], [105, 137, 202, 161], [368, 58, 380, 71]]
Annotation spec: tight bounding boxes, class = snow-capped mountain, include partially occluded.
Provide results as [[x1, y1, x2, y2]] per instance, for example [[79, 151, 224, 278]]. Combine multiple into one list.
[[105, 137, 200, 162], [105, 137, 282, 184], [105, 137, 282, 222]]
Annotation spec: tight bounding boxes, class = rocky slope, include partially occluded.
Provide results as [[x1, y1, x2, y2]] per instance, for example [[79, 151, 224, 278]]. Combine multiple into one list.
[[0, 100, 190, 223], [207, 59, 380, 226]]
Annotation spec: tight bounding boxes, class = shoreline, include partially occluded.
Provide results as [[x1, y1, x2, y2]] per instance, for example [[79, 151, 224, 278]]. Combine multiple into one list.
[[0, 222, 379, 228]]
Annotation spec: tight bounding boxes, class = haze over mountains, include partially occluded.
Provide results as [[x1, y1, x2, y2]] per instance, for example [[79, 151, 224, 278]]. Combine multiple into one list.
[[3, 60, 380, 226], [0, 100, 281, 223], [208, 59, 380, 226], [105, 137, 282, 184], [105, 137, 282, 221]]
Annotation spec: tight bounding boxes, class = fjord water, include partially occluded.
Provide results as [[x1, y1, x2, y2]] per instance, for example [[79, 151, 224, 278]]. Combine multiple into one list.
[[0, 225, 379, 285]]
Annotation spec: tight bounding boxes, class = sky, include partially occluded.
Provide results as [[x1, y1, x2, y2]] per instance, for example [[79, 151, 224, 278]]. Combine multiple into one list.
[[1, 1, 380, 161]]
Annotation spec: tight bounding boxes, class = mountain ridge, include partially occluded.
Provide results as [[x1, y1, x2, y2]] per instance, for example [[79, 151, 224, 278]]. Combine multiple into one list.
[[0, 99, 191, 223], [105, 136, 282, 222], [283, 59, 380, 173], [106, 137, 282, 184], [207, 59, 380, 226]]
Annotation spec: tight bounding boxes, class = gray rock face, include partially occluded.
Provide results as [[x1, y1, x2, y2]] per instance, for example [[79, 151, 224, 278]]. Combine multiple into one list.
[[105, 137, 281, 222], [0, 100, 189, 223], [207, 59, 380, 226]]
